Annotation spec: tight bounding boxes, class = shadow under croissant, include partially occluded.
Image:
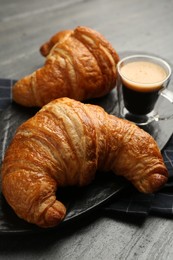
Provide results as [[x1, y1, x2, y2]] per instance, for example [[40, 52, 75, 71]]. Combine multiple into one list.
[[0, 172, 130, 233]]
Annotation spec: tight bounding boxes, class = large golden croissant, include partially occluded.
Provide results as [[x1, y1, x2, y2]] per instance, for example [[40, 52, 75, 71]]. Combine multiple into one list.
[[1, 98, 168, 228], [12, 26, 120, 107]]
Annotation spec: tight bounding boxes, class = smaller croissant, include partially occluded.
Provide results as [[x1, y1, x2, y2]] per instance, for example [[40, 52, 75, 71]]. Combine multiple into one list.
[[1, 98, 168, 228], [12, 26, 119, 107]]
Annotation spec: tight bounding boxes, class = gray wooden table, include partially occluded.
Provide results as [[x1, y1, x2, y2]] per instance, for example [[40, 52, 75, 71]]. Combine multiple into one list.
[[0, 0, 173, 259]]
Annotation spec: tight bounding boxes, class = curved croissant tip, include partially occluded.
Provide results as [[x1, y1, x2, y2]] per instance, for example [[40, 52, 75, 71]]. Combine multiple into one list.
[[137, 172, 168, 194], [12, 78, 38, 107], [40, 43, 50, 57], [38, 201, 66, 228]]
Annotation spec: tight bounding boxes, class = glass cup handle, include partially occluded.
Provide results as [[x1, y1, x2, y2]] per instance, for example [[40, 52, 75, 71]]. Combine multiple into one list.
[[160, 88, 173, 103]]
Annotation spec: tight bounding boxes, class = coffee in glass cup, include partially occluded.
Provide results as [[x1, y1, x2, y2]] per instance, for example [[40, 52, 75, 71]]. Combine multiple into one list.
[[117, 55, 172, 125]]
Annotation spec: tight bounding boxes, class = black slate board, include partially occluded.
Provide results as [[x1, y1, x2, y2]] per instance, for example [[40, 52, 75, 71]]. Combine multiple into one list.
[[0, 52, 173, 233]]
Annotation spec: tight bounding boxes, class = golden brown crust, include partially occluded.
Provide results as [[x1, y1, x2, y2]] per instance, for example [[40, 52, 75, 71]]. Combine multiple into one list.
[[40, 30, 73, 57], [12, 26, 120, 107], [1, 98, 168, 228]]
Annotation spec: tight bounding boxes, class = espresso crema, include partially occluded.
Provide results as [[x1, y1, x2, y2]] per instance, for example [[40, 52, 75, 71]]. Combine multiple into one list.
[[120, 61, 167, 92]]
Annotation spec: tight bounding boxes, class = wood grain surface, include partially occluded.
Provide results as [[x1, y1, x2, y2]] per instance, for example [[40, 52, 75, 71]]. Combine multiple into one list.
[[0, 0, 173, 259]]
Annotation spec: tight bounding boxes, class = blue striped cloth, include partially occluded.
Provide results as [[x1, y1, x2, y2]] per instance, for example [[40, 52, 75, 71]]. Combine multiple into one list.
[[0, 78, 16, 112], [0, 79, 13, 111], [1, 78, 173, 217]]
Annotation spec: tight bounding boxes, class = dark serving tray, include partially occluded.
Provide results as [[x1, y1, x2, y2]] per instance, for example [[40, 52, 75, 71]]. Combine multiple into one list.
[[0, 54, 173, 233], [0, 89, 128, 234]]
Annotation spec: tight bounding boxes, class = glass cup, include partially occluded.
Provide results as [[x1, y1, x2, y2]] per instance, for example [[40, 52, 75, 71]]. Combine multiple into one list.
[[117, 54, 173, 125]]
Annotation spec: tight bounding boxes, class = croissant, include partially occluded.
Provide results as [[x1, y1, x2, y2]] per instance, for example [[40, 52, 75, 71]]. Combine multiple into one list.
[[12, 26, 120, 107], [1, 98, 168, 228]]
